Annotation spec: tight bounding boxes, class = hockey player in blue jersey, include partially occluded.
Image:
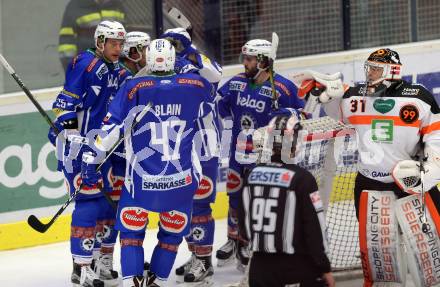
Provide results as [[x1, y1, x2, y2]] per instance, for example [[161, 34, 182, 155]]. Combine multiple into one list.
[[216, 38, 304, 270], [161, 27, 223, 284], [87, 30, 153, 286], [49, 20, 126, 287], [80, 39, 216, 287], [107, 31, 151, 205]]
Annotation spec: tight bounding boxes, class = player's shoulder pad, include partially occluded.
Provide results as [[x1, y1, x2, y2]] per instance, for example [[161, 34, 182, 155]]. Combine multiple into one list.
[[125, 76, 156, 100], [396, 81, 440, 113], [343, 84, 363, 99], [273, 73, 296, 97], [72, 50, 108, 79]]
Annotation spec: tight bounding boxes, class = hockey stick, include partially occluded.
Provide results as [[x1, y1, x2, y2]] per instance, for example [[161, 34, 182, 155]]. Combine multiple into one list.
[[0, 54, 60, 134], [0, 54, 120, 209], [27, 102, 153, 233], [269, 32, 279, 110], [167, 7, 192, 30], [420, 155, 429, 233]]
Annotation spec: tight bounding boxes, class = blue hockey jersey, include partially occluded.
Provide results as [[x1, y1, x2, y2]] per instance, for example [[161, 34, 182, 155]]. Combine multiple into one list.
[[102, 72, 215, 211], [52, 49, 123, 136], [217, 73, 303, 157]]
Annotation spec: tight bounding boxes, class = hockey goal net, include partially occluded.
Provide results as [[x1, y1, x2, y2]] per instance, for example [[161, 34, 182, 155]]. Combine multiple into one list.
[[295, 116, 361, 271]]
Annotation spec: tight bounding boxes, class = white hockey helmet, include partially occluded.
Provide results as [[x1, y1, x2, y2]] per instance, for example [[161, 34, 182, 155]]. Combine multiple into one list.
[[94, 20, 126, 49], [146, 39, 176, 72], [241, 39, 272, 59], [123, 31, 151, 62]]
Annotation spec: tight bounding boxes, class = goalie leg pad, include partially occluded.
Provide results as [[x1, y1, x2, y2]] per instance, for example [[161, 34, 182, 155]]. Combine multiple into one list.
[[395, 193, 440, 287], [359, 190, 406, 286]]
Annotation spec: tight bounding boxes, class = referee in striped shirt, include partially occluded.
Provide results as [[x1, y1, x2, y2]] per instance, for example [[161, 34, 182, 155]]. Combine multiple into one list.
[[239, 114, 335, 287]]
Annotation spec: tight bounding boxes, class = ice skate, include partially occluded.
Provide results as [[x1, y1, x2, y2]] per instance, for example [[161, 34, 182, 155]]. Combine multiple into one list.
[[176, 253, 196, 276], [92, 253, 119, 286], [215, 239, 236, 267], [181, 256, 214, 287], [123, 276, 147, 287], [235, 242, 250, 273], [71, 262, 104, 287]]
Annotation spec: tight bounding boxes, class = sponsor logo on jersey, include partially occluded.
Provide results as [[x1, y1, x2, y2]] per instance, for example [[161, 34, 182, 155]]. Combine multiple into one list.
[[142, 169, 192, 191], [259, 86, 280, 98], [120, 206, 149, 231], [399, 104, 419, 124], [227, 169, 242, 193], [248, 167, 295, 187], [96, 63, 109, 80], [159, 210, 188, 233], [371, 119, 394, 142], [274, 80, 291, 96], [237, 94, 266, 113], [194, 176, 213, 200], [128, 80, 155, 99], [310, 191, 323, 212], [371, 171, 390, 178], [160, 79, 172, 85], [177, 78, 205, 87], [373, 98, 395, 114], [401, 88, 420, 96], [86, 58, 99, 72], [229, 81, 246, 92]]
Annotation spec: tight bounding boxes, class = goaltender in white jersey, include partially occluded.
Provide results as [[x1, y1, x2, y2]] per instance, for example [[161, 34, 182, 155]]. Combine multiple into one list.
[[293, 48, 440, 287]]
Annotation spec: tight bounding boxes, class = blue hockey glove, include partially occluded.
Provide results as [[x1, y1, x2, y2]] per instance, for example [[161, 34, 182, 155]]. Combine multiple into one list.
[[81, 148, 103, 188]]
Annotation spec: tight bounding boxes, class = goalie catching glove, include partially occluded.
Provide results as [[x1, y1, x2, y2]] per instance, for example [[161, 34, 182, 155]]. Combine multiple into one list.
[[292, 70, 346, 103], [392, 151, 440, 194]]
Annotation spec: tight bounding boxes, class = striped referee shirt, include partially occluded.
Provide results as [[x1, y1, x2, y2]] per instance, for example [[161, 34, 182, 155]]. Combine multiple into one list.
[[239, 161, 331, 273]]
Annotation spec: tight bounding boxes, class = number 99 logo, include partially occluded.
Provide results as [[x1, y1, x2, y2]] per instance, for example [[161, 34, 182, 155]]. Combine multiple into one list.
[[399, 104, 419, 124]]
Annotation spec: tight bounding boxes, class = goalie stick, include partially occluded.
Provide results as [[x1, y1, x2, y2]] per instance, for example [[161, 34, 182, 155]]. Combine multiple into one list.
[[420, 155, 429, 233], [27, 102, 153, 233], [269, 32, 279, 110]]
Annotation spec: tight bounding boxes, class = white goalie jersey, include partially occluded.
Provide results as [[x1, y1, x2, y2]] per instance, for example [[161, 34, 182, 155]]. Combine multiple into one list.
[[325, 81, 440, 190]]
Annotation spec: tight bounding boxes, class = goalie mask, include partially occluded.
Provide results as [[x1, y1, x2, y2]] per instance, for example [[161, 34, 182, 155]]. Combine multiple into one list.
[[146, 39, 175, 72], [364, 48, 402, 88], [253, 114, 302, 163], [240, 39, 272, 80], [123, 31, 151, 63]]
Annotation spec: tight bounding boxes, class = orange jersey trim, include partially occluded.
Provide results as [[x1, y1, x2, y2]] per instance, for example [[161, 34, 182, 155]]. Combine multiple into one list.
[[421, 121, 440, 135], [347, 115, 421, 128]]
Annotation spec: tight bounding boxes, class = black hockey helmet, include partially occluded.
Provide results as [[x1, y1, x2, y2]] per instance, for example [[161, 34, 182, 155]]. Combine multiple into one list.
[[253, 114, 302, 162], [364, 48, 403, 86], [367, 48, 401, 65]]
